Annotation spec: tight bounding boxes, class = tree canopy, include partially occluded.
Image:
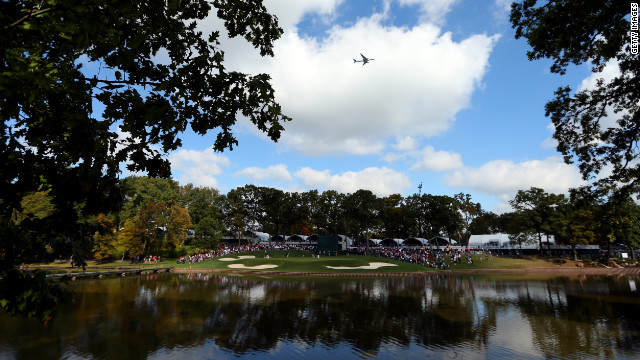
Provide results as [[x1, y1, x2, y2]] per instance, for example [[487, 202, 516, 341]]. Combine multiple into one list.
[[1, 0, 288, 321], [510, 0, 639, 197]]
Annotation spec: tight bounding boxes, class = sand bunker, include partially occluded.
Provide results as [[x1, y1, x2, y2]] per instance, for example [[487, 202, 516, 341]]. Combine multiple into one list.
[[227, 264, 279, 270], [218, 255, 256, 262], [325, 262, 398, 270]]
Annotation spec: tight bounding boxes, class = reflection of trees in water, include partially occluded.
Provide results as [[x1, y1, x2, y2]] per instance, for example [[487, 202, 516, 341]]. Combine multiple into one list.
[[510, 276, 640, 359], [0, 274, 639, 359]]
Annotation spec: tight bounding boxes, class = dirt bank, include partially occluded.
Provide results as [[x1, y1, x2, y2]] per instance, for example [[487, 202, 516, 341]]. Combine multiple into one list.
[[171, 267, 640, 277]]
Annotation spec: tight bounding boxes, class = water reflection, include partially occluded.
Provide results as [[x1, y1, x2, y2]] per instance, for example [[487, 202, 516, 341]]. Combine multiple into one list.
[[1, 273, 639, 359]]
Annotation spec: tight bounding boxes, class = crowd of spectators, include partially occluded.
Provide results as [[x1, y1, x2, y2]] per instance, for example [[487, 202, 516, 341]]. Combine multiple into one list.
[[178, 243, 491, 270], [350, 246, 491, 269]]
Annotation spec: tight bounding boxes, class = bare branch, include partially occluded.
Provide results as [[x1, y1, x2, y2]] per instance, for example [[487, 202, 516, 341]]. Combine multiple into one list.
[[4, 7, 52, 30]]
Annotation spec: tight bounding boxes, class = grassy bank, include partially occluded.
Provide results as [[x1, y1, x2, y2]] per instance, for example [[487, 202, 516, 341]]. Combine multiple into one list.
[[22, 251, 594, 274], [173, 250, 588, 274], [175, 250, 429, 273]]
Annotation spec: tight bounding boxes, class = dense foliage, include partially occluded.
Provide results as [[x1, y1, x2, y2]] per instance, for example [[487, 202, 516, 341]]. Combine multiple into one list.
[[510, 0, 639, 196], [1, 0, 288, 321], [15, 177, 640, 264]]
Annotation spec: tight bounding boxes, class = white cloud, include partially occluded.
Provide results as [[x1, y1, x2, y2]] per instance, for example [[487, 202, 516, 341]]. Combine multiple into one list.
[[446, 156, 586, 199], [493, 0, 512, 17], [576, 60, 622, 129], [169, 148, 230, 188], [397, 0, 460, 24], [196, 4, 498, 157], [577, 60, 620, 93], [259, 19, 499, 156], [382, 151, 407, 163], [410, 145, 463, 171], [236, 164, 293, 182], [393, 136, 418, 151], [263, 0, 344, 30], [541, 123, 558, 149], [294, 166, 412, 196]]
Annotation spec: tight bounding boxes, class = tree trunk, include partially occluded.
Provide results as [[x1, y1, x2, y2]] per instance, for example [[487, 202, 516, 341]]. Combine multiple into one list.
[[365, 217, 370, 254], [537, 232, 543, 256]]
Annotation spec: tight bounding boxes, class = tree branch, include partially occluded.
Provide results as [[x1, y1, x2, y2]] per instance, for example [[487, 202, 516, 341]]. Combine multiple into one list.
[[78, 77, 160, 86], [4, 7, 52, 30]]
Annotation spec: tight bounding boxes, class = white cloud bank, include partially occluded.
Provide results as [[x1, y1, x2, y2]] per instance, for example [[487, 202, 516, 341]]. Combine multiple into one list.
[[295, 166, 412, 196], [208, 2, 499, 157], [410, 146, 463, 171], [268, 20, 498, 156], [264, 0, 345, 30], [397, 0, 460, 24], [169, 148, 230, 188], [446, 156, 586, 201], [236, 164, 293, 182]]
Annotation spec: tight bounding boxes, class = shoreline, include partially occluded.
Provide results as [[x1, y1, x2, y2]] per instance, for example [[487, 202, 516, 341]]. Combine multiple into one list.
[[171, 266, 640, 277]]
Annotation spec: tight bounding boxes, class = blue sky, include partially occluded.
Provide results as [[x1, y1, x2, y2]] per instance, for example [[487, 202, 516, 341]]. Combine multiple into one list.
[[138, 0, 608, 212]]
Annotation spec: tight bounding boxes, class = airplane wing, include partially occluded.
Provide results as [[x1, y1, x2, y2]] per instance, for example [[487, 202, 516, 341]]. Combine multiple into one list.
[[360, 53, 367, 60]]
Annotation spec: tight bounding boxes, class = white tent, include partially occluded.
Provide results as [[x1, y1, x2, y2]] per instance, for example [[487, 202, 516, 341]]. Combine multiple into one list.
[[404, 237, 428, 246], [286, 234, 309, 242], [381, 238, 404, 246], [248, 231, 270, 243], [468, 233, 554, 249]]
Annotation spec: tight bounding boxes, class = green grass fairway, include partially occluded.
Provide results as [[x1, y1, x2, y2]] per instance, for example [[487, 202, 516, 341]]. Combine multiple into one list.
[[175, 250, 431, 273], [22, 251, 590, 274]]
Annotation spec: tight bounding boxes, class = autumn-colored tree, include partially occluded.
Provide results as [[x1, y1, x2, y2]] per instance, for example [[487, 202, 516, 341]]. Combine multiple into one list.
[[17, 190, 56, 222], [92, 214, 117, 263], [166, 205, 192, 247], [118, 218, 145, 259]]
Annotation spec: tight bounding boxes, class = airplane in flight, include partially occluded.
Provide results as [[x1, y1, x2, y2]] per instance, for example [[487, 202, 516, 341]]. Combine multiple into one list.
[[353, 53, 374, 66]]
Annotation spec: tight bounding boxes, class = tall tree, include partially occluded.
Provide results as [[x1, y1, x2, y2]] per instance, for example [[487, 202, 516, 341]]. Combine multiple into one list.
[[118, 218, 145, 260], [92, 214, 117, 263], [550, 193, 595, 261], [119, 177, 181, 223], [343, 190, 382, 252], [317, 190, 345, 235], [596, 194, 640, 262], [510, 1, 638, 196], [182, 184, 224, 249], [468, 210, 503, 235], [506, 211, 537, 254], [402, 194, 425, 237], [166, 205, 192, 248], [381, 194, 405, 239], [302, 190, 323, 233], [259, 187, 288, 243], [1, 0, 288, 319], [133, 200, 168, 255], [454, 193, 480, 246], [222, 191, 248, 243], [509, 187, 565, 255]]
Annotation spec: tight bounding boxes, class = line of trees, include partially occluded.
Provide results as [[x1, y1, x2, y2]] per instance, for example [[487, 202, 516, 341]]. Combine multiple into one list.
[[14, 177, 640, 263]]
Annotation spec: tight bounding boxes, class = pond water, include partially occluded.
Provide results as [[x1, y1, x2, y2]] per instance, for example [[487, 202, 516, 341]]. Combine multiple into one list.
[[1, 273, 639, 359]]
